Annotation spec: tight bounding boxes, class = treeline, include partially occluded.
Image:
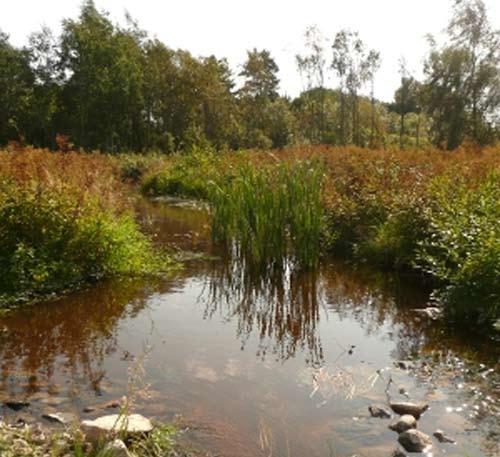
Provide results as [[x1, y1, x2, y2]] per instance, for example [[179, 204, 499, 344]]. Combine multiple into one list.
[[0, 0, 499, 152]]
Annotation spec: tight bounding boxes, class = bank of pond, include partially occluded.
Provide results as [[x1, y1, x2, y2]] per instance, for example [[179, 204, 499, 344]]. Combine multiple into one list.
[[1, 145, 499, 329], [0, 146, 498, 456]]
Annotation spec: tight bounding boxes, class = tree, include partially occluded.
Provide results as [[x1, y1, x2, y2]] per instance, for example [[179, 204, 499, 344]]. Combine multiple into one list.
[[27, 26, 63, 147], [367, 50, 381, 147], [448, 0, 500, 143], [59, 0, 145, 151], [331, 30, 379, 146], [422, 0, 500, 148], [296, 25, 327, 142], [239, 48, 279, 101], [238, 49, 281, 147], [423, 44, 470, 149], [395, 59, 420, 148]]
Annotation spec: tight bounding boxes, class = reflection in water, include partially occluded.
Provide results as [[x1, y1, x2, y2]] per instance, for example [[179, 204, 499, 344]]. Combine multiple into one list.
[[205, 257, 324, 366], [0, 277, 159, 398], [0, 199, 497, 457]]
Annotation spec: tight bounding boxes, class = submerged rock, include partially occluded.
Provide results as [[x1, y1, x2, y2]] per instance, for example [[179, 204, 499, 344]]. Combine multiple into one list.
[[103, 439, 133, 457], [390, 401, 429, 418], [388, 415, 417, 433], [369, 405, 391, 418], [391, 450, 407, 457], [433, 429, 456, 444], [81, 414, 153, 441], [395, 360, 415, 370], [4, 400, 30, 411], [398, 429, 432, 452]]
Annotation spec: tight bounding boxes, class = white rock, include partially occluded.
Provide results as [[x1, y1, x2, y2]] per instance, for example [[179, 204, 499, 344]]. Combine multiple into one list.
[[103, 439, 133, 457], [81, 414, 153, 441]]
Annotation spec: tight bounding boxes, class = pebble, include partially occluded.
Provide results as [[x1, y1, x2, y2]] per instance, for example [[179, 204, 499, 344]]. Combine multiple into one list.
[[390, 401, 429, 419], [433, 429, 456, 444], [398, 429, 433, 453], [388, 415, 417, 433], [369, 405, 392, 418]]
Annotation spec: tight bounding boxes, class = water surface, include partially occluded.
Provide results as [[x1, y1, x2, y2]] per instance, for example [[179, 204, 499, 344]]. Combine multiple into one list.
[[0, 198, 498, 457]]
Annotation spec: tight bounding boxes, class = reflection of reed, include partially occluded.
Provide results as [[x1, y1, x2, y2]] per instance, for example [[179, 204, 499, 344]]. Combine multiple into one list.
[[204, 254, 325, 366]]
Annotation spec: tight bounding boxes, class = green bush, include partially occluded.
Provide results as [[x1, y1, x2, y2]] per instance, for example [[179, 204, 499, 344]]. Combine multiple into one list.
[[141, 149, 223, 199], [417, 173, 500, 323], [0, 149, 171, 306]]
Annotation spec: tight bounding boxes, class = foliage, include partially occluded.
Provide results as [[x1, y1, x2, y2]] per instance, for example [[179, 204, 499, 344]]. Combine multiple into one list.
[[417, 172, 500, 322], [141, 149, 224, 199], [211, 161, 325, 270], [143, 145, 500, 324], [1, 0, 497, 152], [114, 152, 165, 183], [0, 147, 170, 305]]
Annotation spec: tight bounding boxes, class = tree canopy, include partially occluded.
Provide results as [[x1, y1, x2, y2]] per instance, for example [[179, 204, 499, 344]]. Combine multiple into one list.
[[0, 0, 498, 152]]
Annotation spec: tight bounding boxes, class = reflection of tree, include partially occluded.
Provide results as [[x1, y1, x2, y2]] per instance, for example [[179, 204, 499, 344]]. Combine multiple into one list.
[[204, 256, 325, 366], [0, 277, 160, 397], [322, 261, 432, 360]]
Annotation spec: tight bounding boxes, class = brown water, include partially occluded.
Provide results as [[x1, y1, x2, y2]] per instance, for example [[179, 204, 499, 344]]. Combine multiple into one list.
[[0, 198, 498, 457]]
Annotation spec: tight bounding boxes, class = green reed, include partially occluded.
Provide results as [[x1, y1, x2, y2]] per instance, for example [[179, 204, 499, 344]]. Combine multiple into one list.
[[210, 161, 325, 271]]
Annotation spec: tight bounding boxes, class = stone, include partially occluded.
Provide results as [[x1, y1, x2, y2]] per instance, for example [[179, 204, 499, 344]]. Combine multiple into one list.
[[398, 429, 432, 453], [395, 360, 415, 370], [390, 401, 429, 419], [41, 412, 75, 425], [105, 400, 122, 409], [83, 406, 96, 413], [389, 415, 417, 433], [103, 439, 133, 457], [81, 414, 153, 441], [4, 400, 30, 411], [433, 429, 456, 444], [369, 405, 391, 418], [40, 396, 67, 406], [391, 450, 407, 457]]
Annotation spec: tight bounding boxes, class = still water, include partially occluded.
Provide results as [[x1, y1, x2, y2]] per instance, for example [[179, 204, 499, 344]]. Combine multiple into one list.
[[0, 199, 498, 457]]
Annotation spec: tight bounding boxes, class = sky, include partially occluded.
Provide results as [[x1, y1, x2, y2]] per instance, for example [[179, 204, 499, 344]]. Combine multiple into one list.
[[1, 0, 499, 102]]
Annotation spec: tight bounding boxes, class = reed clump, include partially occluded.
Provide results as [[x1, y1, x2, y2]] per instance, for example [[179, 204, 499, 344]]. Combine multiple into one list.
[[211, 161, 325, 270]]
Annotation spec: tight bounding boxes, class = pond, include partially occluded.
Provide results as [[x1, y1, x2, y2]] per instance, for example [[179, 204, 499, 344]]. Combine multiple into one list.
[[0, 198, 498, 457]]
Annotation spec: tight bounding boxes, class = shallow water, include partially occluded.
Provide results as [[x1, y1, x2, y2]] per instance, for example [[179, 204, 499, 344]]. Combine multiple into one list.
[[0, 199, 498, 457]]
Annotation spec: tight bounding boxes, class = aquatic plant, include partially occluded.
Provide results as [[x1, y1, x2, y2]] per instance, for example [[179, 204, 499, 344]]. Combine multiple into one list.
[[210, 161, 325, 270]]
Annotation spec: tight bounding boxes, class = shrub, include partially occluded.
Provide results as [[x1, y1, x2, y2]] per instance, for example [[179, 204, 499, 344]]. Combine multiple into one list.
[[0, 148, 170, 305], [417, 172, 500, 323], [141, 149, 224, 199]]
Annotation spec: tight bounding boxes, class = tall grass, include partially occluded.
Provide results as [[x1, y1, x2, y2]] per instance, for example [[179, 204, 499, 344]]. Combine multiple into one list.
[[0, 147, 170, 305], [211, 161, 324, 270]]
